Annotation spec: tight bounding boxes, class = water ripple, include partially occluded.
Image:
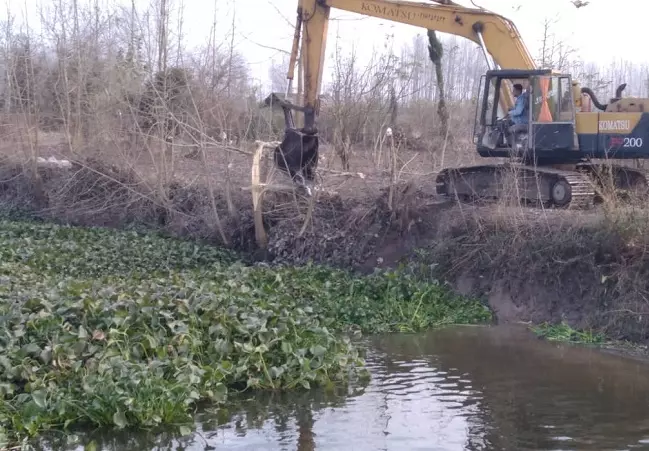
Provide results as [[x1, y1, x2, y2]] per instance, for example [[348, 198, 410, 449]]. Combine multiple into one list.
[[186, 326, 649, 451]]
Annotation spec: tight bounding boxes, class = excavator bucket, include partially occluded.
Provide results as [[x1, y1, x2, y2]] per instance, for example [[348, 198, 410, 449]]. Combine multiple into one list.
[[273, 104, 319, 185]]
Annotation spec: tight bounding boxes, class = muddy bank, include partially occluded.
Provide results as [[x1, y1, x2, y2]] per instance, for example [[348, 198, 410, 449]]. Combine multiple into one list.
[[2, 157, 649, 343]]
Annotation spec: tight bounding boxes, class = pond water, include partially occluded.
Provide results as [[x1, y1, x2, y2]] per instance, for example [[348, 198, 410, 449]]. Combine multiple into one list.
[[65, 325, 649, 450]]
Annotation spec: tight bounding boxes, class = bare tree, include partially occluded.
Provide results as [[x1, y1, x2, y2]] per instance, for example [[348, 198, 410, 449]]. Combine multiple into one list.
[[536, 15, 576, 72], [269, 55, 289, 94]]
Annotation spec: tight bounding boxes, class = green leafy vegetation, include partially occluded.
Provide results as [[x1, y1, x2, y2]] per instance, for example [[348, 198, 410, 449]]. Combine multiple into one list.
[[0, 220, 491, 447], [282, 265, 492, 334], [531, 321, 606, 344]]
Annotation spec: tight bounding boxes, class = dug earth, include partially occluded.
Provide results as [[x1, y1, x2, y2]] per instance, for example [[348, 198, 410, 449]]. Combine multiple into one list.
[[1, 158, 649, 344]]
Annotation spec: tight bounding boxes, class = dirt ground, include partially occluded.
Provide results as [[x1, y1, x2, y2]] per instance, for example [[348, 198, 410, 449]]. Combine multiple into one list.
[[2, 132, 649, 344]]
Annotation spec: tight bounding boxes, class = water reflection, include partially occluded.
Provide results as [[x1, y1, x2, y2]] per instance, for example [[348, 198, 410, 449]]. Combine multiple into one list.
[[195, 385, 366, 451], [417, 325, 649, 450], [36, 325, 649, 450]]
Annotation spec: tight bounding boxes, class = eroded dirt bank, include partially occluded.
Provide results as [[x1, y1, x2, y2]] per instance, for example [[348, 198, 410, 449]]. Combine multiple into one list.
[[2, 158, 649, 343]]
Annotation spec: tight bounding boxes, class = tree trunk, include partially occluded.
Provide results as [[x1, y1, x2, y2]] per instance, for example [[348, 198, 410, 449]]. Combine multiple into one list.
[[434, 62, 449, 134], [389, 83, 398, 128], [427, 30, 449, 138]]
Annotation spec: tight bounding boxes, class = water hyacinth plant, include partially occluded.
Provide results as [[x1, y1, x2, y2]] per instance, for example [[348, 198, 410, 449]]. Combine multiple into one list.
[[0, 220, 491, 447]]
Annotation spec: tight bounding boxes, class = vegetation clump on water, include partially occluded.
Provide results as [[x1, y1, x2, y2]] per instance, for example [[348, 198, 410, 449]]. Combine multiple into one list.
[[531, 322, 606, 344], [529, 322, 649, 358], [0, 220, 491, 447]]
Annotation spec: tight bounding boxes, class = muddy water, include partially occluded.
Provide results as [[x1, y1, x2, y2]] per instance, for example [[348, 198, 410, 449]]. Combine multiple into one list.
[[83, 325, 649, 450]]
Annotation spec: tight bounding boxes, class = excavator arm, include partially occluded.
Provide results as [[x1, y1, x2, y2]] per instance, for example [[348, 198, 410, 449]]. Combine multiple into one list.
[[273, 0, 537, 184]]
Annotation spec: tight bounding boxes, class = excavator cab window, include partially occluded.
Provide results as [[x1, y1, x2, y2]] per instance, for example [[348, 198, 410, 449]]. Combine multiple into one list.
[[529, 74, 576, 152], [531, 75, 574, 123], [473, 75, 489, 144], [474, 70, 577, 156], [474, 74, 526, 151], [473, 75, 500, 145]]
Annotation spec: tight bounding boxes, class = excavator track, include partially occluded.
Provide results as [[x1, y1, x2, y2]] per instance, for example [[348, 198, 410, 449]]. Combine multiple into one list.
[[575, 162, 649, 201], [546, 169, 597, 209], [435, 163, 597, 209]]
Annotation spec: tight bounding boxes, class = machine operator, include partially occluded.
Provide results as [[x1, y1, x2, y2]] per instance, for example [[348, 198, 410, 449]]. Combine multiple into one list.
[[505, 83, 529, 147], [508, 83, 529, 125]]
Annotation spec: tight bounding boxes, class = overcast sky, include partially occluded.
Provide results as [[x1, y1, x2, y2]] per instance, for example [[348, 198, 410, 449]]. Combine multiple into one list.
[[7, 0, 647, 89], [190, 0, 647, 85]]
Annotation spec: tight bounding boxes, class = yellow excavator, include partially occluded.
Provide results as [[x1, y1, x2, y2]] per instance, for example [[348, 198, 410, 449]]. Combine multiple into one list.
[[271, 0, 649, 208]]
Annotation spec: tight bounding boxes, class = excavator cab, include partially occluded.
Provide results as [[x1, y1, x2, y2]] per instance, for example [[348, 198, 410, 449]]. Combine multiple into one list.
[[474, 69, 577, 163]]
